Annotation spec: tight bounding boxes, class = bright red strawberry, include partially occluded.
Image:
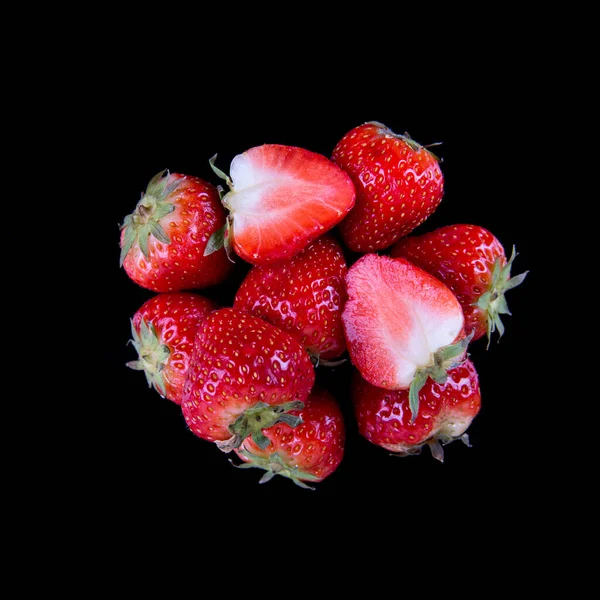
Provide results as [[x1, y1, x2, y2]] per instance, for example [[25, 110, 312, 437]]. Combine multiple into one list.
[[332, 121, 444, 252], [127, 292, 218, 404], [352, 358, 481, 462], [233, 234, 348, 362], [342, 253, 469, 420], [390, 224, 528, 346], [181, 308, 315, 452], [120, 170, 233, 292], [232, 387, 345, 489], [205, 145, 355, 265]]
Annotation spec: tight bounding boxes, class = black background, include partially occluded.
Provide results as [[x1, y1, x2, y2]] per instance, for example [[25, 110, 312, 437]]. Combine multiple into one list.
[[88, 64, 542, 549]]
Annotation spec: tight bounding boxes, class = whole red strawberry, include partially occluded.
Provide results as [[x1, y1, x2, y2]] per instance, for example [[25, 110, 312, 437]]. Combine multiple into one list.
[[342, 253, 469, 421], [352, 358, 481, 462], [390, 224, 528, 345], [127, 292, 218, 404], [120, 170, 233, 292], [181, 308, 315, 452], [233, 234, 348, 363], [331, 121, 444, 252], [233, 387, 345, 489], [205, 145, 355, 265]]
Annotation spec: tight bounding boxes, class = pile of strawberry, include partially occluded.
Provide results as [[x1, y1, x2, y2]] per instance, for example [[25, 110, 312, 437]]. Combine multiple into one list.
[[121, 121, 527, 489]]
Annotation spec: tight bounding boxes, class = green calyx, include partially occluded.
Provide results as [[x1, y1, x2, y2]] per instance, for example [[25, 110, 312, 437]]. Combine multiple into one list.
[[204, 155, 235, 262], [126, 318, 170, 397], [231, 449, 319, 490], [408, 332, 474, 424], [366, 121, 442, 160], [215, 400, 305, 453], [119, 170, 181, 266], [474, 246, 529, 349]]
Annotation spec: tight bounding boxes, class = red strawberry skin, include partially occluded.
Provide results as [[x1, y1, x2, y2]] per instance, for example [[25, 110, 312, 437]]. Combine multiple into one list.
[[352, 358, 481, 461], [216, 144, 355, 265], [127, 292, 218, 404], [233, 234, 348, 361], [332, 121, 444, 252], [234, 387, 345, 487], [181, 308, 315, 447], [121, 171, 233, 292], [391, 224, 527, 343]]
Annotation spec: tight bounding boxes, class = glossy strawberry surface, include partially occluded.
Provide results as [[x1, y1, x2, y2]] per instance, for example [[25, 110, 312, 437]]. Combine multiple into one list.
[[234, 234, 348, 361], [127, 292, 218, 404], [234, 387, 345, 488], [332, 121, 443, 252], [121, 171, 233, 292], [181, 308, 315, 450]]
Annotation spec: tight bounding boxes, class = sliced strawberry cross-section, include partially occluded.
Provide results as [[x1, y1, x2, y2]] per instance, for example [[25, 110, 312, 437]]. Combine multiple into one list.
[[342, 254, 468, 421], [206, 144, 355, 265]]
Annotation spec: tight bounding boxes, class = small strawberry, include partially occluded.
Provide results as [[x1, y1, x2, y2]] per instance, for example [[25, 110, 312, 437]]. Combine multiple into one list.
[[233, 234, 348, 363], [342, 253, 469, 421], [181, 308, 315, 452], [205, 145, 355, 265], [390, 224, 528, 346], [127, 292, 218, 404], [352, 358, 481, 462], [332, 121, 444, 252], [232, 387, 345, 489], [120, 170, 233, 292]]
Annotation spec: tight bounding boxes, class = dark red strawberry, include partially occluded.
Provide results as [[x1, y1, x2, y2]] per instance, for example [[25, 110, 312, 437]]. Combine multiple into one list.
[[332, 121, 444, 252], [352, 358, 481, 462], [205, 145, 355, 265], [181, 308, 315, 452], [120, 170, 233, 292], [233, 234, 348, 363], [127, 292, 218, 404], [232, 387, 345, 489], [391, 224, 528, 346], [342, 253, 469, 421]]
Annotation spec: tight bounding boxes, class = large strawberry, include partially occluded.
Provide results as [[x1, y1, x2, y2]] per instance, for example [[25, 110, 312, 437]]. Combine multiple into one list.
[[390, 224, 528, 346], [342, 253, 469, 421], [232, 387, 345, 489], [352, 358, 481, 462], [181, 308, 315, 452], [233, 234, 348, 363], [126, 292, 218, 404], [120, 170, 233, 292], [331, 121, 444, 252], [205, 145, 355, 265]]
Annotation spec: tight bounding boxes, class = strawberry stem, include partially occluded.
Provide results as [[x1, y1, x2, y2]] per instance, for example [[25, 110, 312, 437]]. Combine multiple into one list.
[[215, 400, 305, 453], [231, 450, 319, 490]]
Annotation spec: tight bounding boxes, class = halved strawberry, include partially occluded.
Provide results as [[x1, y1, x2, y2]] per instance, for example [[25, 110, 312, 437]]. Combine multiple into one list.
[[181, 308, 315, 452], [232, 387, 345, 489], [342, 253, 468, 420], [206, 145, 355, 265], [233, 234, 348, 362], [352, 358, 481, 462]]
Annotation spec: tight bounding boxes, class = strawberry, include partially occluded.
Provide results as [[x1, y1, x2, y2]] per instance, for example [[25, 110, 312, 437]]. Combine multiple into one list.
[[352, 358, 481, 462], [126, 292, 218, 404], [390, 224, 528, 345], [120, 170, 233, 292], [233, 234, 348, 363], [232, 387, 345, 489], [331, 121, 444, 252], [342, 253, 469, 421], [181, 308, 315, 452], [205, 145, 355, 265]]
